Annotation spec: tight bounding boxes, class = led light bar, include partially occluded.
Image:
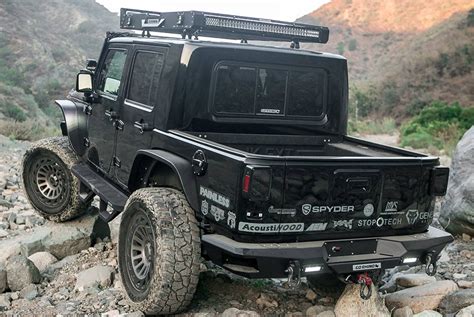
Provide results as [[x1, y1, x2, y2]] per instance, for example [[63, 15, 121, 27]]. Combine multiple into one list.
[[120, 8, 329, 44], [402, 257, 418, 264], [304, 265, 322, 273]]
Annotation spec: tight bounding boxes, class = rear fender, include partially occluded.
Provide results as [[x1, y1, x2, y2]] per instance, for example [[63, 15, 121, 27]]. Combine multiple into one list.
[[129, 149, 199, 211], [55, 100, 88, 156]]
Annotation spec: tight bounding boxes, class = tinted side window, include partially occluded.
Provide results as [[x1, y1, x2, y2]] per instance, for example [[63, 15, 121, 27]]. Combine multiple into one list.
[[98, 49, 127, 96], [214, 65, 256, 114], [128, 51, 164, 106]]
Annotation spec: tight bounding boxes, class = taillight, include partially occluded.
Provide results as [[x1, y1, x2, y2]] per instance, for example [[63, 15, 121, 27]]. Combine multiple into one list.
[[241, 166, 272, 201], [429, 166, 449, 196]]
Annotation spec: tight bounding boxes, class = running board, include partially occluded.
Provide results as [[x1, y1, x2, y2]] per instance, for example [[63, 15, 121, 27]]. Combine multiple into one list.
[[71, 163, 128, 222]]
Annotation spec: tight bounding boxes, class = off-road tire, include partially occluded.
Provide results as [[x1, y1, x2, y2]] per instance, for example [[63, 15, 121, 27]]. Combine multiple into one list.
[[118, 187, 201, 315], [22, 136, 89, 222]]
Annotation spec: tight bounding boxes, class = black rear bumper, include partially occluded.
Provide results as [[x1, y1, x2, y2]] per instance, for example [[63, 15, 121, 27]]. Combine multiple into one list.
[[202, 226, 453, 278]]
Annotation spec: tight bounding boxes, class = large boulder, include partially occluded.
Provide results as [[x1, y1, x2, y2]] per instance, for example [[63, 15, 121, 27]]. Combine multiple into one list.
[[439, 127, 474, 236], [74, 265, 114, 292], [385, 280, 458, 313], [334, 284, 390, 317], [0, 264, 6, 293], [6, 255, 41, 291], [438, 288, 474, 314]]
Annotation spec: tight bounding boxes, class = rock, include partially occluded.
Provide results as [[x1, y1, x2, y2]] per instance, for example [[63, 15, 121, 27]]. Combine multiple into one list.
[[457, 280, 473, 289], [75, 265, 114, 292], [0, 294, 11, 309], [6, 255, 41, 291], [47, 254, 79, 272], [456, 304, 474, 317], [19, 284, 38, 300], [306, 289, 318, 301], [0, 264, 6, 293], [462, 233, 471, 241], [285, 313, 303, 317], [306, 305, 333, 316], [334, 284, 389, 317], [452, 273, 467, 279], [102, 310, 120, 317], [256, 293, 278, 309], [396, 274, 436, 288], [222, 308, 260, 317], [439, 127, 474, 235], [119, 312, 145, 317], [0, 229, 8, 238], [385, 280, 458, 314], [108, 212, 122, 245], [438, 288, 474, 314], [412, 311, 442, 317], [393, 306, 414, 317], [27, 252, 58, 273], [317, 312, 336, 317]]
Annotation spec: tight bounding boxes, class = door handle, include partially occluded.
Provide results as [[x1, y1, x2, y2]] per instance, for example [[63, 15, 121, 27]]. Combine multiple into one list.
[[104, 110, 119, 121], [133, 121, 152, 134]]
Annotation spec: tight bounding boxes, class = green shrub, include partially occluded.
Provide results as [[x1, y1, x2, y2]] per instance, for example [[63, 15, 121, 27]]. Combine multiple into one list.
[[348, 117, 397, 135], [0, 120, 60, 141], [400, 101, 474, 154], [337, 42, 345, 55], [2, 103, 27, 122], [349, 86, 377, 118], [348, 39, 357, 51], [467, 8, 474, 27]]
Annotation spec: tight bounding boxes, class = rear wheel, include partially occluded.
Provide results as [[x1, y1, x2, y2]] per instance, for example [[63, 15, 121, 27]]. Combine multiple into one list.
[[22, 137, 89, 222], [118, 187, 201, 315]]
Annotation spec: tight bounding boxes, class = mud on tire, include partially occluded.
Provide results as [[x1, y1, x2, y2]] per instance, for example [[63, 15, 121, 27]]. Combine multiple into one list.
[[118, 187, 201, 315], [22, 136, 89, 222]]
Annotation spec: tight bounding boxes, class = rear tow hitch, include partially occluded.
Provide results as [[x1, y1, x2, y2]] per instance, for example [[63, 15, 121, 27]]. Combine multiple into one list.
[[424, 253, 438, 276], [357, 273, 373, 300], [286, 261, 301, 288]]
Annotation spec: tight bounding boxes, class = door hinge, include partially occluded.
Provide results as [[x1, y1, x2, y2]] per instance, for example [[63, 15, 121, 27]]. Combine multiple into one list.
[[113, 156, 121, 168], [114, 120, 124, 131], [83, 137, 90, 147], [83, 105, 92, 115]]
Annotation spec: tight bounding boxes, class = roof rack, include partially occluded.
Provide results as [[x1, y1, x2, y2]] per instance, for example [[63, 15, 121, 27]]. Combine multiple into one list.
[[119, 8, 329, 46]]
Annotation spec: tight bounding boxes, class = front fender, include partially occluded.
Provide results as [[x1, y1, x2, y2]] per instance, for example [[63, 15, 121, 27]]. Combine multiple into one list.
[[55, 99, 88, 156], [132, 149, 199, 211]]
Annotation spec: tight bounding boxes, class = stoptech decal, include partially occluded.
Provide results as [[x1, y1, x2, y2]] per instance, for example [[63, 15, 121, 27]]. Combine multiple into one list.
[[353, 263, 381, 271], [301, 204, 354, 215], [357, 217, 403, 228], [238, 222, 304, 233], [199, 186, 230, 208]]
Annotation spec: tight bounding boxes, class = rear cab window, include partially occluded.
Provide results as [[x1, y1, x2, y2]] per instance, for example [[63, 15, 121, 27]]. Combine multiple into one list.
[[212, 62, 327, 121]]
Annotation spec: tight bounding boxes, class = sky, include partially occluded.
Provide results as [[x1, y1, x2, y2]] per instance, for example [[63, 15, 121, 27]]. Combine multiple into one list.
[[95, 0, 330, 22]]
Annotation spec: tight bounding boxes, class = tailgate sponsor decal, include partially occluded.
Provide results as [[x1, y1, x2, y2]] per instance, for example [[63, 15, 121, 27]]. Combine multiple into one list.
[[353, 262, 381, 271], [363, 203, 375, 217], [301, 204, 354, 215], [357, 217, 402, 228], [268, 206, 297, 216], [201, 200, 209, 216], [385, 201, 398, 212], [199, 186, 230, 208], [306, 223, 328, 231], [238, 222, 304, 233], [210, 205, 225, 222], [406, 209, 419, 225], [333, 219, 353, 229], [227, 211, 236, 229]]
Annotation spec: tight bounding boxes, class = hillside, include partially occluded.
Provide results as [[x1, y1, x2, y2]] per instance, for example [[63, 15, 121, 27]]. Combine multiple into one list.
[[0, 0, 117, 127], [299, 0, 474, 118]]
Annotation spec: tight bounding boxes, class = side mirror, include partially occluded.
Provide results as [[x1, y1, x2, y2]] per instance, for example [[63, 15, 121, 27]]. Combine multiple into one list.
[[76, 72, 93, 93]]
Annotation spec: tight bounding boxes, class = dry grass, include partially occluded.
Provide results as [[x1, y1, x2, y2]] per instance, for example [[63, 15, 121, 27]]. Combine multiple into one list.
[[0, 119, 60, 141]]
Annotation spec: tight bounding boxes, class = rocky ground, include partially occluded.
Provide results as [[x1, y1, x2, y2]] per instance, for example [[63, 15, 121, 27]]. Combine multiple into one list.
[[0, 135, 473, 317]]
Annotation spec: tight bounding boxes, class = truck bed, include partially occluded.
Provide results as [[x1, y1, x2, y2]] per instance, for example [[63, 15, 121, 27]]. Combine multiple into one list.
[[182, 131, 430, 159]]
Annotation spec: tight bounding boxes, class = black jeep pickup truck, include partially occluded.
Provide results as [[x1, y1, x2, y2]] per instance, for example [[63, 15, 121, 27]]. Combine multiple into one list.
[[21, 8, 453, 315]]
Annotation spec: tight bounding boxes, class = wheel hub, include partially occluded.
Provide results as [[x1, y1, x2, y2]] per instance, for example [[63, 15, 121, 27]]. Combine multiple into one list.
[[35, 158, 65, 200], [130, 216, 155, 284]]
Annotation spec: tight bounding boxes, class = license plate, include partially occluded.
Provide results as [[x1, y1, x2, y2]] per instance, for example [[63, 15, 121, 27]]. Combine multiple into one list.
[[352, 262, 381, 271]]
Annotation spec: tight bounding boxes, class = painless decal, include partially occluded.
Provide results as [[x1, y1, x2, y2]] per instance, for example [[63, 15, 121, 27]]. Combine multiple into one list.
[[363, 203, 375, 217], [199, 186, 230, 208], [406, 209, 419, 225], [227, 211, 236, 229], [306, 223, 328, 231], [238, 222, 304, 233], [302, 204, 354, 215], [357, 217, 403, 228], [333, 219, 353, 229], [201, 200, 209, 216], [353, 263, 381, 271], [210, 205, 225, 222]]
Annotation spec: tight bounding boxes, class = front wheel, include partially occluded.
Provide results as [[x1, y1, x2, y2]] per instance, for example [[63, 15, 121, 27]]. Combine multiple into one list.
[[22, 136, 89, 222], [118, 187, 201, 315]]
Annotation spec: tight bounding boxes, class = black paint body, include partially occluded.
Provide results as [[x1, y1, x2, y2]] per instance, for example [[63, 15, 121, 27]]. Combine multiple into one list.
[[59, 34, 452, 278]]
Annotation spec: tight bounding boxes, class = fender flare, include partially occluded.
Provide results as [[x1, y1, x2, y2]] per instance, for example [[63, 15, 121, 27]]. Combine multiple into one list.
[[131, 149, 199, 211], [55, 99, 88, 156]]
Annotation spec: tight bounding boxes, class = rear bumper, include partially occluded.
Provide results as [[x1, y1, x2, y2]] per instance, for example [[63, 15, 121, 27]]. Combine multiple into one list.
[[202, 226, 453, 278]]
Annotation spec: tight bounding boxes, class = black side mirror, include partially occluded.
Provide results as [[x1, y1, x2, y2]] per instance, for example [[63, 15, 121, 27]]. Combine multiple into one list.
[[76, 71, 93, 93], [86, 59, 98, 72]]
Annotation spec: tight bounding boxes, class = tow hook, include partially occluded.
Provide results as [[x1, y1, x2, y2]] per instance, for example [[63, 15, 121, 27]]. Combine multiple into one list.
[[357, 273, 373, 300], [425, 253, 438, 276], [286, 261, 301, 288]]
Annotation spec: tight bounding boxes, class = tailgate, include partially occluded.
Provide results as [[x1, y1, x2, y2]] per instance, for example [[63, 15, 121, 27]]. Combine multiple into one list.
[[282, 161, 435, 236]]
